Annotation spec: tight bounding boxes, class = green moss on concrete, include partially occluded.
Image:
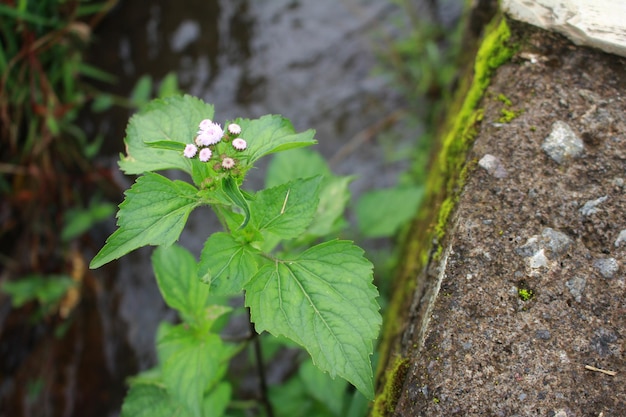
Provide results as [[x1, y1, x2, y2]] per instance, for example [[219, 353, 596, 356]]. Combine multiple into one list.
[[372, 357, 410, 416], [498, 107, 523, 123], [372, 14, 515, 417]]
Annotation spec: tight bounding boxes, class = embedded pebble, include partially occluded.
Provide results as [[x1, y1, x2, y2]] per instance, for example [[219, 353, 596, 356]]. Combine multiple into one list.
[[535, 330, 551, 340], [541, 228, 572, 257], [615, 229, 626, 247], [593, 258, 619, 278], [478, 154, 507, 178], [542, 121, 584, 164], [529, 249, 548, 268], [579, 195, 608, 216], [516, 236, 540, 257], [516, 228, 571, 260], [565, 276, 586, 302]]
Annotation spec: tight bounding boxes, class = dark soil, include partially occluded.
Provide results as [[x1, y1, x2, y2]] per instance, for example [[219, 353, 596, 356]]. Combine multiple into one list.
[[392, 22, 626, 416]]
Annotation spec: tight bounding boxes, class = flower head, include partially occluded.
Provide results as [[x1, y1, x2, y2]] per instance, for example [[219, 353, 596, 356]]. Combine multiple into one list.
[[183, 144, 198, 158], [199, 148, 212, 162], [232, 138, 247, 151], [221, 157, 235, 169], [228, 123, 241, 135], [196, 123, 224, 146]]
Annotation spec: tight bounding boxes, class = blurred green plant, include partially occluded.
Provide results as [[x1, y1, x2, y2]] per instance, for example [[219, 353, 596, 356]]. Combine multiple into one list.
[[0, 0, 180, 318], [371, 0, 465, 187], [0, 0, 122, 318]]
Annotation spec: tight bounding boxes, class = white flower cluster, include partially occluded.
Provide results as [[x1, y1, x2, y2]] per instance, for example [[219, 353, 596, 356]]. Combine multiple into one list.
[[183, 120, 248, 168]]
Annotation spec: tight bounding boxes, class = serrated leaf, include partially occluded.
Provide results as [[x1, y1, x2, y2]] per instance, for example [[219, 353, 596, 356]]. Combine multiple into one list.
[[152, 244, 210, 324], [245, 240, 381, 399], [121, 383, 189, 417], [251, 176, 322, 240], [119, 95, 214, 175], [122, 373, 230, 417], [90, 172, 200, 269], [266, 148, 351, 239], [266, 148, 331, 188], [198, 233, 262, 296], [157, 323, 236, 417], [238, 115, 317, 164], [356, 186, 424, 238]]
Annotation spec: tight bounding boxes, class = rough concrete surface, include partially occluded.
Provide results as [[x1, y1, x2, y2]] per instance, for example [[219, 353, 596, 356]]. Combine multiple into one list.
[[392, 23, 625, 416]]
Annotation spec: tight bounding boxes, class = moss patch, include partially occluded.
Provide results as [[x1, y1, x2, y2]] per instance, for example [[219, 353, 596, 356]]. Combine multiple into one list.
[[372, 357, 410, 416], [372, 14, 515, 417]]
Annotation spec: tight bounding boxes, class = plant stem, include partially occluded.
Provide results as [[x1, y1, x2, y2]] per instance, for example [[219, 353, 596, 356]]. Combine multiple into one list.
[[249, 320, 274, 417]]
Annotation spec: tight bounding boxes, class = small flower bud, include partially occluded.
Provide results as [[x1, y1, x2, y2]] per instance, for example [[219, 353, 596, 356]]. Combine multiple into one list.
[[228, 123, 241, 135], [232, 138, 247, 150], [183, 144, 198, 158], [221, 157, 235, 169], [199, 148, 212, 162]]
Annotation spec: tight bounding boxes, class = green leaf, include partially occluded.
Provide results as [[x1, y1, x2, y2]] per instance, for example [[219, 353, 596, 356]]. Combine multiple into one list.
[[266, 148, 351, 239], [305, 175, 352, 238], [245, 240, 381, 399], [266, 148, 331, 188], [121, 383, 189, 417], [152, 244, 211, 324], [158, 72, 180, 98], [90, 172, 201, 269], [1, 274, 74, 307], [197, 233, 261, 296], [91, 94, 114, 113], [238, 115, 317, 164], [251, 176, 322, 241], [145, 140, 187, 152], [121, 376, 230, 417], [299, 359, 347, 416], [62, 201, 115, 242], [222, 176, 251, 229], [201, 382, 231, 417], [356, 186, 424, 238], [119, 95, 214, 175], [130, 74, 153, 107], [157, 323, 236, 417]]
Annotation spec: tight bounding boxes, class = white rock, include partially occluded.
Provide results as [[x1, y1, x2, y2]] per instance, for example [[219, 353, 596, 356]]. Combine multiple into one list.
[[529, 248, 548, 269], [542, 121, 584, 164], [478, 154, 507, 178], [502, 0, 626, 58], [579, 195, 608, 216]]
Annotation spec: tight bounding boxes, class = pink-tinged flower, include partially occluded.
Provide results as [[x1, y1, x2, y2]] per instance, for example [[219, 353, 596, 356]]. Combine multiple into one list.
[[183, 144, 198, 158], [198, 119, 213, 131], [199, 148, 212, 162], [221, 157, 235, 169], [232, 138, 247, 150], [228, 123, 241, 135], [196, 123, 224, 146]]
